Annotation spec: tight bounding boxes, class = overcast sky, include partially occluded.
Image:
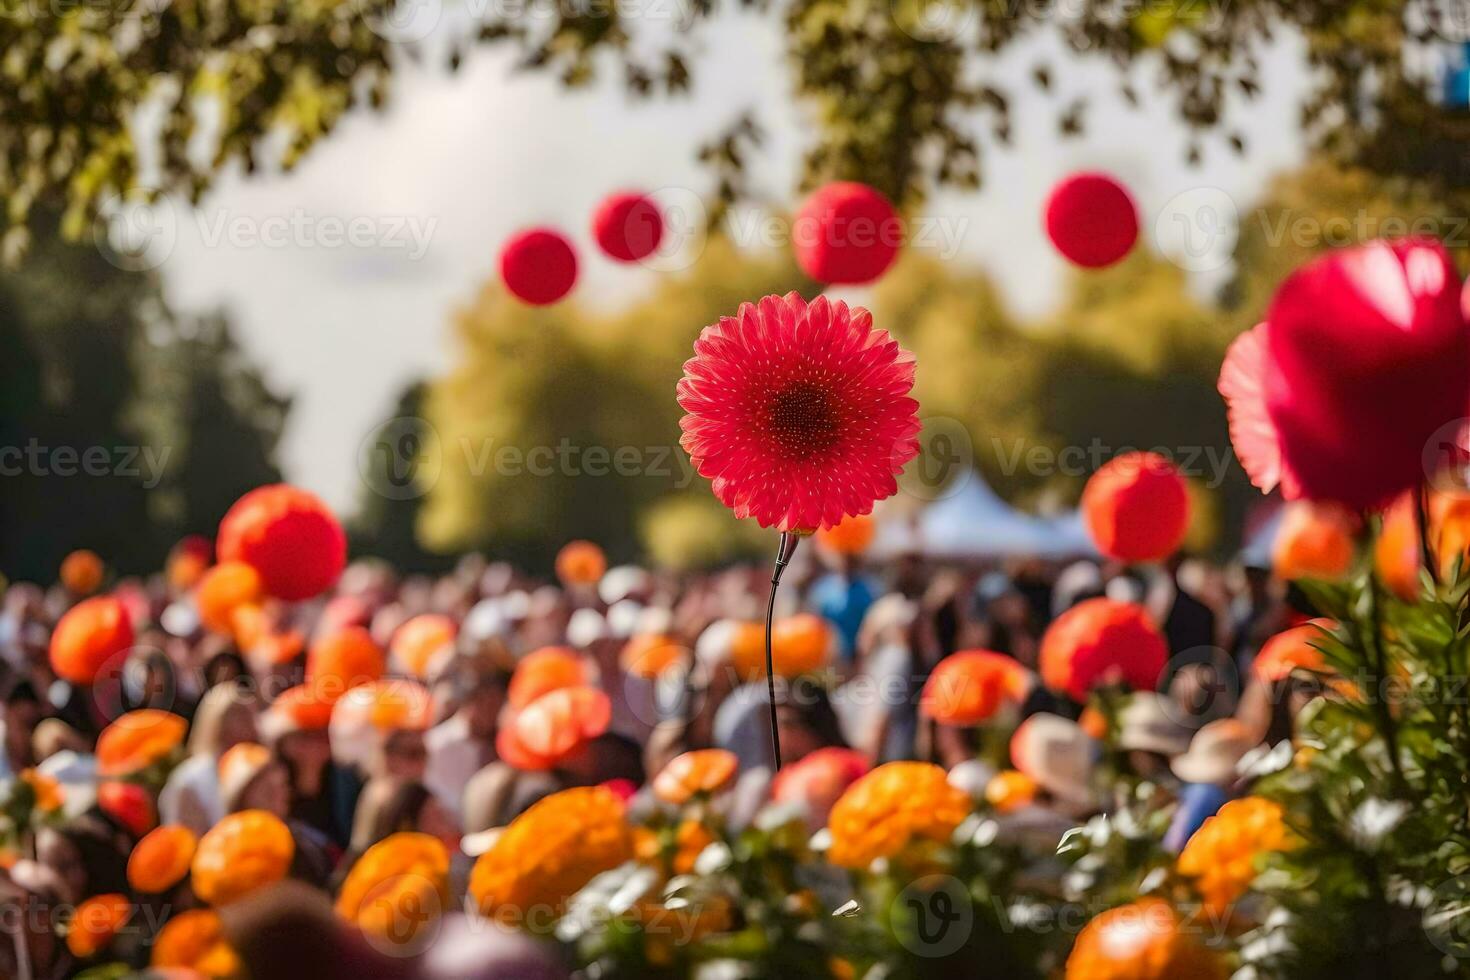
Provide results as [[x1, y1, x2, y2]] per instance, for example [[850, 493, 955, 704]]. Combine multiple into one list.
[[145, 14, 1312, 513]]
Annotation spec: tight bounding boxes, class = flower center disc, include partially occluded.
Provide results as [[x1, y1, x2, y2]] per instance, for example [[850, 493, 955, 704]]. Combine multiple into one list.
[[765, 381, 839, 458]]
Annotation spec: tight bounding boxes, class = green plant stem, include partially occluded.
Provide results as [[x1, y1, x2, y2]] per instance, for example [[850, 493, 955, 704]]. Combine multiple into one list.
[[763, 532, 800, 772], [1365, 574, 1409, 798]]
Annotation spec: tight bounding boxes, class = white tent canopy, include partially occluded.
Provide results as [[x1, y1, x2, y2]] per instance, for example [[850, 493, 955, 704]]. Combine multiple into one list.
[[871, 470, 1096, 559]]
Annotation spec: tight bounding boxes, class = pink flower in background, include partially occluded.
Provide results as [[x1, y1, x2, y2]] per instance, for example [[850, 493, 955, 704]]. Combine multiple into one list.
[[677, 292, 921, 532], [1220, 239, 1470, 509]]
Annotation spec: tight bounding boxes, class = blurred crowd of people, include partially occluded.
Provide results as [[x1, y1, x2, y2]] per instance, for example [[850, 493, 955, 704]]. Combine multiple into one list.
[[0, 530, 1319, 978]]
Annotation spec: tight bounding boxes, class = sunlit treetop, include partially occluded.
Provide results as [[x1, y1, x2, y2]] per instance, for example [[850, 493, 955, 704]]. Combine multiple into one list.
[[0, 0, 1463, 259]]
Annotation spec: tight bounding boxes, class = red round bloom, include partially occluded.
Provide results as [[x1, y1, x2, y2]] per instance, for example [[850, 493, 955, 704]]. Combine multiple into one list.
[[1040, 598, 1167, 702], [217, 484, 346, 601], [791, 182, 903, 285], [592, 192, 663, 262], [500, 228, 578, 305], [1081, 452, 1190, 563], [1220, 239, 1470, 509], [677, 292, 920, 531], [1044, 172, 1138, 269], [50, 595, 134, 685]]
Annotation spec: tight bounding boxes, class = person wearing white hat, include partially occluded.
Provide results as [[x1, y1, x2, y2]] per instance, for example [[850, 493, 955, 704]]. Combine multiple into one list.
[[1163, 718, 1262, 852]]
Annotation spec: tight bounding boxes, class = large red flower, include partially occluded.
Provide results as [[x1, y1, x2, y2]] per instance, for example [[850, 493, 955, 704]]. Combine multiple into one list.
[[1220, 239, 1470, 509], [677, 292, 920, 531]]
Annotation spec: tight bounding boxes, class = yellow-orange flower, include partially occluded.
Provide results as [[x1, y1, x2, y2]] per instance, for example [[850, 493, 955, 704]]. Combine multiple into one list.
[[826, 762, 971, 870], [96, 709, 188, 777], [1272, 500, 1358, 582], [195, 561, 262, 636], [389, 614, 458, 679], [1065, 898, 1226, 980], [1252, 620, 1334, 684], [652, 749, 739, 805], [1177, 797, 1297, 917], [1376, 490, 1470, 601], [672, 820, 716, 875], [555, 540, 607, 587], [335, 832, 450, 949], [732, 614, 832, 682], [191, 809, 295, 906], [508, 647, 590, 710], [151, 909, 240, 976], [67, 893, 131, 958], [815, 514, 875, 555], [60, 549, 105, 596], [129, 825, 199, 894], [20, 768, 62, 812], [984, 771, 1038, 814], [469, 786, 633, 929]]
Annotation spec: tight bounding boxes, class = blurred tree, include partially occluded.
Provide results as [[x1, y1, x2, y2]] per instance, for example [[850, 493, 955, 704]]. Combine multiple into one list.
[[0, 221, 287, 582], [3, 0, 1466, 255]]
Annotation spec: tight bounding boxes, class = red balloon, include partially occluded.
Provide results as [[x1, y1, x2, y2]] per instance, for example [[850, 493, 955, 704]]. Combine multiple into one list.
[[1081, 452, 1190, 563], [792, 181, 903, 285], [1044, 172, 1139, 268], [217, 484, 346, 601], [592, 192, 663, 262], [500, 228, 578, 305]]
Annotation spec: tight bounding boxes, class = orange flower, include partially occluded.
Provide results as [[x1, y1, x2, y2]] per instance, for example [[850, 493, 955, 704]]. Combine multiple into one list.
[[1375, 490, 1470, 601], [195, 562, 262, 636], [191, 809, 295, 906], [49, 595, 134, 685], [920, 650, 1031, 727], [266, 684, 335, 732], [390, 614, 458, 679], [1039, 598, 1167, 702], [1252, 620, 1334, 684], [217, 742, 270, 785], [826, 762, 971, 870], [305, 626, 385, 703], [555, 540, 607, 587], [335, 832, 450, 950], [151, 909, 240, 976], [167, 535, 213, 592], [97, 709, 188, 777], [815, 514, 875, 555], [129, 825, 199, 894], [1272, 501, 1358, 582], [672, 820, 716, 875], [1081, 452, 1191, 563], [67, 893, 131, 958], [98, 780, 157, 836], [513, 686, 611, 758], [732, 614, 832, 682], [1177, 797, 1297, 917], [620, 634, 688, 679], [1065, 898, 1226, 980], [652, 749, 739, 804], [984, 771, 1038, 814], [469, 786, 634, 929], [60, 549, 104, 596], [508, 647, 590, 709], [20, 768, 62, 812]]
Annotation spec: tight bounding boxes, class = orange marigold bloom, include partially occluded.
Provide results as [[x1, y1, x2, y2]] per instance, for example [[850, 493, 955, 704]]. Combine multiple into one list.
[[389, 614, 458, 679], [732, 613, 832, 682], [335, 832, 450, 950], [555, 540, 607, 587], [305, 626, 385, 703], [267, 683, 335, 732], [49, 595, 134, 685], [1065, 899, 1226, 980], [620, 634, 689, 679], [195, 562, 262, 636], [67, 893, 131, 958], [672, 820, 716, 875], [1252, 620, 1334, 684], [97, 709, 188, 777], [469, 786, 634, 928], [20, 768, 63, 812], [815, 514, 876, 555], [151, 909, 240, 976], [920, 650, 1031, 727], [513, 686, 611, 759], [129, 825, 199, 894], [1272, 500, 1358, 582], [191, 809, 295, 906], [60, 549, 105, 596], [984, 771, 1038, 814], [826, 761, 971, 870], [508, 647, 590, 710], [653, 749, 739, 805], [1375, 490, 1470, 601], [1177, 797, 1297, 917]]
